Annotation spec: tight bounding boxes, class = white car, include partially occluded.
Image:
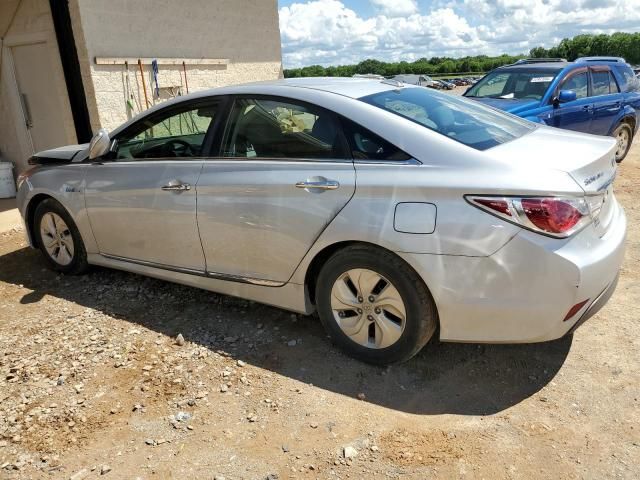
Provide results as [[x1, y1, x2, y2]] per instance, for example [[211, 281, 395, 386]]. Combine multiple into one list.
[[16, 78, 626, 364]]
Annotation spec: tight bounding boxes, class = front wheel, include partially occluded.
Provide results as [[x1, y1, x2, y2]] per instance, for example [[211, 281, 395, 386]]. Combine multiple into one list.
[[316, 245, 438, 365], [612, 123, 633, 163], [34, 198, 89, 275]]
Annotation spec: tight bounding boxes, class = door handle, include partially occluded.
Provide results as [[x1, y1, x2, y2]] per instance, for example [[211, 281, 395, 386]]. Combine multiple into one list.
[[161, 182, 191, 191], [295, 180, 339, 190]]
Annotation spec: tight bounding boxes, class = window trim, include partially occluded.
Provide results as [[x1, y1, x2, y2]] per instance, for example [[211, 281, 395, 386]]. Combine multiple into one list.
[[97, 96, 229, 163], [555, 67, 590, 101], [217, 94, 351, 162]]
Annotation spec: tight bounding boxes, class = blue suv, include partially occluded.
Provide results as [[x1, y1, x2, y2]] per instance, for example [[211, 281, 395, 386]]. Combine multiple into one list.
[[464, 57, 640, 162]]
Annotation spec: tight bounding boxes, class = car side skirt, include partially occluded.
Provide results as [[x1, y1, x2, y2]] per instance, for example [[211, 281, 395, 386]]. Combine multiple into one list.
[[87, 254, 312, 314]]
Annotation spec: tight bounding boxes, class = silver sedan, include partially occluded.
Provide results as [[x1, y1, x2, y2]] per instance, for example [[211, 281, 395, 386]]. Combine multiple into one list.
[[16, 78, 626, 364]]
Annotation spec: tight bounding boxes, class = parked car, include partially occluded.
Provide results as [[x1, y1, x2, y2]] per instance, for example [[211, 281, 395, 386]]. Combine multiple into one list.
[[391, 74, 439, 89], [464, 57, 640, 162], [436, 79, 455, 90], [16, 78, 625, 364]]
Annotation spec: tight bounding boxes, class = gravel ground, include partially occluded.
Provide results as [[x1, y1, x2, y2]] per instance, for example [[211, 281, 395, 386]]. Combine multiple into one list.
[[0, 137, 638, 479]]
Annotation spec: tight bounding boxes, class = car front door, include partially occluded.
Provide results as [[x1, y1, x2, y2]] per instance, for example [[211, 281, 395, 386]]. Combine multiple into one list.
[[590, 67, 623, 135], [196, 95, 355, 284], [84, 100, 221, 271], [551, 68, 594, 133]]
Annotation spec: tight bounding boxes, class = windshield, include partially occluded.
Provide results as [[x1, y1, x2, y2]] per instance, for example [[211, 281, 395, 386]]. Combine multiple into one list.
[[465, 69, 561, 101], [360, 87, 535, 151]]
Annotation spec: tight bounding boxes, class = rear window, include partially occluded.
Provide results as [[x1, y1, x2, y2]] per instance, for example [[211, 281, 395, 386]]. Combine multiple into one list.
[[360, 87, 534, 151]]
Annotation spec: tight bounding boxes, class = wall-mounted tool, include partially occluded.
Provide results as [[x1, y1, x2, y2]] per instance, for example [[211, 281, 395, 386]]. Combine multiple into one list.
[[151, 59, 160, 99], [182, 61, 189, 94], [137, 58, 150, 108]]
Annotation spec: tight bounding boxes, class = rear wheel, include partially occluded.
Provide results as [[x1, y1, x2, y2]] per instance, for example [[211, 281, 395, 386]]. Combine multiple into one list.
[[612, 123, 633, 163], [34, 198, 89, 275], [316, 245, 437, 365]]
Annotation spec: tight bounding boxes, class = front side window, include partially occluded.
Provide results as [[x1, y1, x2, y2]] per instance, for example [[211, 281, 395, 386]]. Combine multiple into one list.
[[114, 103, 218, 160], [222, 97, 346, 160], [465, 69, 560, 101], [361, 87, 534, 151], [560, 71, 588, 99]]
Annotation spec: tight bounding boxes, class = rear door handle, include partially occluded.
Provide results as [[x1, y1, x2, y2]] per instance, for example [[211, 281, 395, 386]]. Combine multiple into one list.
[[295, 180, 339, 190], [161, 181, 191, 192]]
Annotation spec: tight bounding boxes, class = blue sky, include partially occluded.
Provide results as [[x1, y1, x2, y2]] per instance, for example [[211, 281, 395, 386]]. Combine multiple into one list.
[[277, 0, 640, 68]]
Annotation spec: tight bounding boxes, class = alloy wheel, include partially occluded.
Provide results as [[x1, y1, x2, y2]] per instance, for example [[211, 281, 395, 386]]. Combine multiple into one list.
[[40, 212, 75, 266], [615, 127, 630, 161], [330, 268, 406, 349]]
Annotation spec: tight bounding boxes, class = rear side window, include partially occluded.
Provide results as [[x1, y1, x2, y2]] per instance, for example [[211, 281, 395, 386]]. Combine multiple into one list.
[[609, 72, 620, 93], [341, 119, 411, 161], [592, 70, 620, 95], [222, 97, 347, 160], [361, 87, 534, 151], [592, 71, 611, 96]]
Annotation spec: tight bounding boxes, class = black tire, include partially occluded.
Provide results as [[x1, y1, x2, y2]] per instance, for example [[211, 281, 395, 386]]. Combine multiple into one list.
[[33, 198, 89, 275], [612, 122, 633, 163], [316, 245, 438, 365]]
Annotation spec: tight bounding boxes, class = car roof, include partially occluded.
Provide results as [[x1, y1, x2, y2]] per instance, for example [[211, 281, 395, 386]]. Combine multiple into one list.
[[186, 77, 401, 101], [497, 62, 568, 70], [109, 78, 410, 136]]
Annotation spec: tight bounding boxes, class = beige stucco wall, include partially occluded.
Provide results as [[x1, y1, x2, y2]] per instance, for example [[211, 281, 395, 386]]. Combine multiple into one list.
[[0, 0, 77, 174], [70, 0, 283, 132]]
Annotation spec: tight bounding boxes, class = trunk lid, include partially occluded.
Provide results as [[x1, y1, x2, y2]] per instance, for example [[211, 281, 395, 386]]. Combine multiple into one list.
[[490, 126, 618, 236]]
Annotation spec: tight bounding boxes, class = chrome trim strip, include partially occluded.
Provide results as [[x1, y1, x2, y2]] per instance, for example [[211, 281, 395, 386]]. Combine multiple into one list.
[[205, 271, 284, 287], [100, 253, 206, 276], [353, 158, 422, 166], [99, 254, 284, 287], [201, 157, 354, 165]]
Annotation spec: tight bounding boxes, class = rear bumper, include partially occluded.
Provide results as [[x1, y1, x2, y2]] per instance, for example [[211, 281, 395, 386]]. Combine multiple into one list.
[[399, 200, 626, 343], [568, 272, 619, 334]]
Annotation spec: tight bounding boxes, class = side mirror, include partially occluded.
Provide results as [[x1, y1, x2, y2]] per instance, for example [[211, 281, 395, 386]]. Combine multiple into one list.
[[88, 128, 111, 160], [554, 89, 577, 106]]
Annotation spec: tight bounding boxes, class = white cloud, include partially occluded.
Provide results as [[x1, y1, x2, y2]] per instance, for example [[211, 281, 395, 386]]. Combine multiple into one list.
[[370, 0, 418, 17], [279, 0, 640, 68]]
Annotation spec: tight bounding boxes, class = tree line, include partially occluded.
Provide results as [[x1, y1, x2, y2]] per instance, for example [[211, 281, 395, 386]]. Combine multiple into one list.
[[283, 32, 640, 78]]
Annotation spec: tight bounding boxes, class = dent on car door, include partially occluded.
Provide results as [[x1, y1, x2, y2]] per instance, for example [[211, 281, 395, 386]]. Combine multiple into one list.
[[84, 100, 221, 271], [551, 69, 594, 133], [196, 96, 355, 284]]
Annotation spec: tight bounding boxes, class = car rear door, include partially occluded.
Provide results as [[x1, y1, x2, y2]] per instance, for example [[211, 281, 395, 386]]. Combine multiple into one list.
[[195, 95, 355, 284], [84, 99, 222, 271], [551, 68, 594, 133], [589, 66, 623, 135]]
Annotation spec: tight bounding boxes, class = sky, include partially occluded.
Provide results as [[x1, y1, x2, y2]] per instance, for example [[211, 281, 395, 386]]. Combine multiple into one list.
[[277, 0, 640, 68]]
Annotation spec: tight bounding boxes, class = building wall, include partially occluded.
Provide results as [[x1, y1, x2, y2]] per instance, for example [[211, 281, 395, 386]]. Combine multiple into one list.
[[70, 0, 283, 132], [0, 0, 77, 173]]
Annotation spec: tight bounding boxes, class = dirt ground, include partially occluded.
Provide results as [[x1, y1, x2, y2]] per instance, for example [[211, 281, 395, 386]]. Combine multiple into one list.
[[1, 138, 639, 480]]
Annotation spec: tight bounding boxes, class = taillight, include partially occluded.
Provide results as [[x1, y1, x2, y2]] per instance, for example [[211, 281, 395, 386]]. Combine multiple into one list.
[[467, 195, 592, 238]]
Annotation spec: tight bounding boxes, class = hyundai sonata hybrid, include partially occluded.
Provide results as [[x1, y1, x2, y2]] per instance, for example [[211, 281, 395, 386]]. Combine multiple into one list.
[[16, 78, 626, 364]]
